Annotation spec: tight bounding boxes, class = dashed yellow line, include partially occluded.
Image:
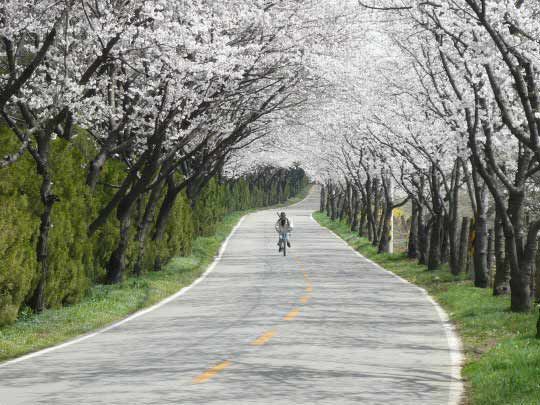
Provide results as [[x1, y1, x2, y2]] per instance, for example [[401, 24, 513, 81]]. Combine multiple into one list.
[[283, 308, 300, 320], [300, 295, 311, 304], [192, 254, 315, 385], [192, 361, 232, 384], [251, 330, 277, 346]]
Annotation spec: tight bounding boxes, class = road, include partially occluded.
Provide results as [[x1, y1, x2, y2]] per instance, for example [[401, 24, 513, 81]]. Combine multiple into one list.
[[0, 188, 462, 404]]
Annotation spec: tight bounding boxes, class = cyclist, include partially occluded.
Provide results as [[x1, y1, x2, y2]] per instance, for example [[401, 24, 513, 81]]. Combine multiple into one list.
[[275, 212, 293, 252]]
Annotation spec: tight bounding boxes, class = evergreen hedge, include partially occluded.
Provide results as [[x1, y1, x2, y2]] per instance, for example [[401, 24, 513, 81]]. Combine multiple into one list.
[[0, 127, 308, 325]]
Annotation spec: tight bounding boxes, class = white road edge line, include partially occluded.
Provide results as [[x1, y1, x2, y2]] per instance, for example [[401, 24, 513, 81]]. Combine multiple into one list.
[[310, 213, 464, 405], [0, 216, 247, 369]]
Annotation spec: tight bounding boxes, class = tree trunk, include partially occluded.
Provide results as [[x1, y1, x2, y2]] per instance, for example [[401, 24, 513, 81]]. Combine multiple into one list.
[[358, 203, 367, 238], [325, 185, 331, 217], [107, 208, 132, 284], [362, 178, 376, 243], [417, 205, 428, 265], [487, 229, 494, 287], [493, 209, 510, 295], [320, 186, 326, 212], [447, 160, 461, 274], [467, 218, 475, 280], [32, 173, 57, 311], [378, 175, 395, 254], [351, 188, 360, 232], [427, 166, 442, 271], [345, 182, 353, 226], [507, 191, 533, 312], [154, 181, 183, 243], [326, 186, 334, 219], [512, 221, 540, 311], [372, 179, 381, 246], [473, 187, 489, 288], [375, 207, 384, 247], [330, 191, 338, 221], [105, 141, 163, 282], [473, 214, 489, 288], [408, 200, 418, 259], [535, 238, 540, 303], [428, 214, 442, 271], [338, 194, 346, 222], [133, 178, 166, 276], [509, 246, 533, 312], [456, 217, 470, 275], [30, 133, 58, 312], [367, 216, 373, 241], [86, 150, 108, 191], [378, 206, 392, 254], [440, 214, 450, 264]]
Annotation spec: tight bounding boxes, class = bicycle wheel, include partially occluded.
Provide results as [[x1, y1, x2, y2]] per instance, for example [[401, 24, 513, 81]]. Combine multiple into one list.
[[283, 241, 286, 256]]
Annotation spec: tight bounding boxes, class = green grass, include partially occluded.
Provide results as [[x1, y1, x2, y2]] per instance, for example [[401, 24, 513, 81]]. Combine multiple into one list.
[[0, 186, 312, 363], [313, 212, 540, 405]]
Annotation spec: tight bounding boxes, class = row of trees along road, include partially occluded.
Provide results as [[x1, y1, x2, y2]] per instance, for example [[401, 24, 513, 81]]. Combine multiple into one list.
[[300, 1, 540, 336], [0, 0, 326, 324]]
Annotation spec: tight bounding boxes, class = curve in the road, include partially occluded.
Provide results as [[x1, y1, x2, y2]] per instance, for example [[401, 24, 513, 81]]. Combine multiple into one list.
[[310, 212, 463, 405]]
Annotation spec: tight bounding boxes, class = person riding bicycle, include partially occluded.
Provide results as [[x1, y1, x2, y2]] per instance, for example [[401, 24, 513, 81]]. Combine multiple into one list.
[[275, 212, 293, 252]]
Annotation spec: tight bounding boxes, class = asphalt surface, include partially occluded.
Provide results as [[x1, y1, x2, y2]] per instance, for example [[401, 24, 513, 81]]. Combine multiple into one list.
[[0, 188, 462, 404]]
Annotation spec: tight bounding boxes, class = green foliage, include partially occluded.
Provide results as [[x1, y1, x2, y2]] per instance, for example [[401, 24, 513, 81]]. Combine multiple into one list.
[[193, 178, 226, 236], [314, 212, 540, 405], [0, 129, 122, 321], [229, 178, 251, 211], [44, 136, 94, 307], [140, 191, 194, 271], [0, 127, 39, 325], [0, 199, 36, 325]]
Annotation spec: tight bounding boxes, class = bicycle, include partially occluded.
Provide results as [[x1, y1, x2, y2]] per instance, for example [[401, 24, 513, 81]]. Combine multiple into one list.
[[278, 232, 289, 256]]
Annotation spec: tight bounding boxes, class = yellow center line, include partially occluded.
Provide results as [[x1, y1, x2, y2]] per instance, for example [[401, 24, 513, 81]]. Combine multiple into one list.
[[283, 308, 300, 320], [192, 361, 232, 384], [305, 279, 312, 285], [305, 286, 313, 292], [251, 330, 277, 346], [300, 295, 311, 304], [303, 273, 309, 278]]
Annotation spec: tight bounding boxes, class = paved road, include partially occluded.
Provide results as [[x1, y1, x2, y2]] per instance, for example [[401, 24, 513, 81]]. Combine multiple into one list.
[[0, 188, 462, 404]]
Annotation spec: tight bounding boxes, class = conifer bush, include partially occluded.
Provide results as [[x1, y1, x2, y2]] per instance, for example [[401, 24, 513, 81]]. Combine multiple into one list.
[[0, 126, 308, 325]]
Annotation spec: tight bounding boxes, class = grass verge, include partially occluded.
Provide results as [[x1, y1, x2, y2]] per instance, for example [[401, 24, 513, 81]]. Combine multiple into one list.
[[0, 186, 312, 363], [313, 212, 540, 405]]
